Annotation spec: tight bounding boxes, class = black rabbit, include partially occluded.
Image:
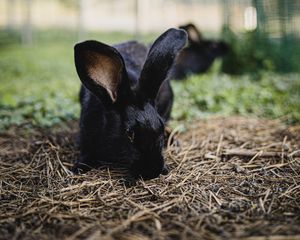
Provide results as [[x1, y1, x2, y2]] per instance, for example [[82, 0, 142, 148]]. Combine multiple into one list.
[[73, 28, 187, 180], [170, 23, 229, 80]]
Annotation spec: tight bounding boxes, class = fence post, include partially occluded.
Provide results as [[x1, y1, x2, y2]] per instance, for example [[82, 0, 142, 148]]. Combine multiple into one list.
[[134, 0, 141, 40], [22, 0, 33, 45], [222, 0, 230, 28], [78, 0, 86, 42], [6, 0, 16, 31]]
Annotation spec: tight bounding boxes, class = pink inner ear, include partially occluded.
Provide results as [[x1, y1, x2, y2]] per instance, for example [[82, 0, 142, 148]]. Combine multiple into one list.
[[187, 27, 202, 42], [83, 50, 123, 102]]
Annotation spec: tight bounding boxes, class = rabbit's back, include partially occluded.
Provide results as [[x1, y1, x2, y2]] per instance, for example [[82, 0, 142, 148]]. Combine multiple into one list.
[[114, 41, 148, 87]]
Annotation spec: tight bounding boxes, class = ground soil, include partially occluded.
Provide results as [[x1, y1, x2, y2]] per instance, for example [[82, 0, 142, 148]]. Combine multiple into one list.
[[0, 117, 299, 240]]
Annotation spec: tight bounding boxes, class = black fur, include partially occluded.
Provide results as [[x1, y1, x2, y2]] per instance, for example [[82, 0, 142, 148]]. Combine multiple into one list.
[[73, 28, 187, 180], [170, 23, 229, 80]]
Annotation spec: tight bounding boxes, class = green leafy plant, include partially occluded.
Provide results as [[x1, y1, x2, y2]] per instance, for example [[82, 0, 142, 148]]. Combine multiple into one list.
[[0, 30, 299, 131], [171, 72, 300, 124]]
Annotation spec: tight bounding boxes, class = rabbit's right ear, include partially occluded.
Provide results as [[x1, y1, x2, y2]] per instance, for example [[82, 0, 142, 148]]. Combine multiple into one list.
[[137, 28, 187, 101], [74, 40, 130, 104], [179, 23, 202, 43]]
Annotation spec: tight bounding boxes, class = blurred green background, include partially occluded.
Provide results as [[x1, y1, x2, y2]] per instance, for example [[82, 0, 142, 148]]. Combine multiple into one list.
[[0, 0, 299, 131]]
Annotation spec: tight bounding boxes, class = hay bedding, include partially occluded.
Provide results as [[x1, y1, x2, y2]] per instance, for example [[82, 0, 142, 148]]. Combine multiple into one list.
[[0, 117, 299, 240]]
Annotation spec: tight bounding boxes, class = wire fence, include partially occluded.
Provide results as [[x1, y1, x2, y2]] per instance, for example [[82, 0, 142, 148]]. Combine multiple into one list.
[[1, 0, 299, 40], [0, 0, 299, 72]]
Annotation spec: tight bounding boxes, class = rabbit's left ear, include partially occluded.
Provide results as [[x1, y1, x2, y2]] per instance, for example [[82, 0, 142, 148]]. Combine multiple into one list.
[[74, 40, 131, 104], [179, 23, 202, 43], [138, 28, 187, 101]]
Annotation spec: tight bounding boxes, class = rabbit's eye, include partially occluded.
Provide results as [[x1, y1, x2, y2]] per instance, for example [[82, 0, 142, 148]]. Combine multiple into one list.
[[126, 128, 135, 143]]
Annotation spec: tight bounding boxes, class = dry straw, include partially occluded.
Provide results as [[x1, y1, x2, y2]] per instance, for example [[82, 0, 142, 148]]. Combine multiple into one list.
[[0, 117, 299, 240]]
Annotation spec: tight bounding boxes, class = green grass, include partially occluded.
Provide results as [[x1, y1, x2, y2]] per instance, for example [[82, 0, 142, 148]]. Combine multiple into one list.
[[0, 30, 299, 131], [172, 72, 300, 124], [0, 30, 135, 129]]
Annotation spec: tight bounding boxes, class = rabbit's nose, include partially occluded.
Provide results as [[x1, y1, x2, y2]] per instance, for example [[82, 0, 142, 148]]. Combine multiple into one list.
[[136, 164, 164, 180], [161, 165, 169, 175]]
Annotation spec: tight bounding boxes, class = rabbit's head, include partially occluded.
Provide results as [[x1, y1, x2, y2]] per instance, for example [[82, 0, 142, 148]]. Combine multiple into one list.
[[180, 23, 229, 57], [74, 29, 187, 179]]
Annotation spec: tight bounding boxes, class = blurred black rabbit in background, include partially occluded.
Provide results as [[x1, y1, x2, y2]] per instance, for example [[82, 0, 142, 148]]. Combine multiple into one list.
[[170, 23, 229, 80]]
